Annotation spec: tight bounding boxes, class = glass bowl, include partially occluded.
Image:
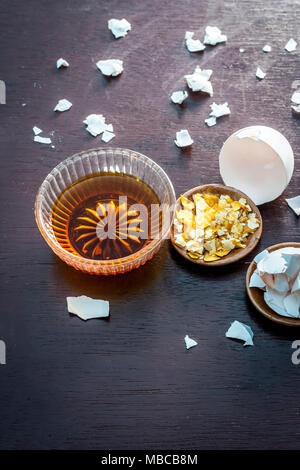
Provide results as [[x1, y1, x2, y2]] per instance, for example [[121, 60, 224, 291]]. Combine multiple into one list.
[[35, 148, 176, 275]]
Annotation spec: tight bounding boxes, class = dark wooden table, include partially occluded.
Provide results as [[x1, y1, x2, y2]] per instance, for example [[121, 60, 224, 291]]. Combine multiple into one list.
[[0, 0, 299, 450]]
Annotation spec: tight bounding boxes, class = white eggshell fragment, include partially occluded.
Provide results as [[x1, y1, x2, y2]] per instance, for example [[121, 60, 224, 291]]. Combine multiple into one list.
[[256, 67, 266, 79], [184, 335, 198, 349], [285, 38, 297, 52], [171, 90, 188, 104], [54, 99, 72, 112], [219, 126, 294, 205], [67, 295, 109, 321], [108, 18, 131, 39], [292, 104, 300, 114], [185, 31, 206, 52], [205, 116, 217, 127], [225, 320, 254, 346], [262, 44, 272, 52], [291, 92, 300, 105], [34, 135, 52, 144], [249, 269, 266, 289], [174, 129, 194, 148], [185, 66, 213, 95], [102, 130, 115, 143], [33, 126, 42, 135], [83, 114, 114, 137], [286, 195, 300, 216], [203, 26, 227, 46], [56, 58, 69, 69], [96, 59, 123, 77]]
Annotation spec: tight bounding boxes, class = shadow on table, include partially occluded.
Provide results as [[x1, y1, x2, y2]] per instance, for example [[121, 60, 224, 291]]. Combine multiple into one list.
[[51, 241, 169, 300]]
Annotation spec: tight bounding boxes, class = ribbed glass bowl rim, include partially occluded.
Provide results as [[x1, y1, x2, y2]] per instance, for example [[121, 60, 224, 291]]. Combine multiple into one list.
[[34, 147, 176, 267]]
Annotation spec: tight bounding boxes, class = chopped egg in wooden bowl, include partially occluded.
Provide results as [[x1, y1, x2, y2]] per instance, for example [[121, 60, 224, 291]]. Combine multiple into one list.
[[170, 184, 262, 266]]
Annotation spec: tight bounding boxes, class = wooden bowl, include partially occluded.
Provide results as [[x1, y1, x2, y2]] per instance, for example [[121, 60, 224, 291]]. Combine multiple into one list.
[[246, 242, 300, 326], [170, 184, 262, 266]]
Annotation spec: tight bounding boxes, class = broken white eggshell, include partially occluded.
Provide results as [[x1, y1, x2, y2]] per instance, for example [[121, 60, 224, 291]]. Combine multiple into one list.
[[210, 102, 231, 118], [205, 116, 217, 127], [239, 48, 245, 53], [96, 59, 123, 77], [250, 248, 300, 318], [83, 114, 113, 137], [54, 99, 72, 112], [34, 135, 52, 144], [225, 320, 254, 346], [33, 126, 42, 135], [174, 129, 194, 148], [184, 335, 198, 349], [171, 90, 188, 104], [203, 26, 227, 46], [291, 92, 300, 105], [185, 66, 213, 96], [256, 67, 266, 79], [219, 126, 294, 205], [108, 18, 131, 39], [286, 195, 300, 216], [292, 104, 300, 115], [56, 58, 69, 69], [185, 31, 206, 52], [262, 44, 272, 53], [67, 295, 109, 321], [102, 130, 115, 143], [285, 38, 297, 52]]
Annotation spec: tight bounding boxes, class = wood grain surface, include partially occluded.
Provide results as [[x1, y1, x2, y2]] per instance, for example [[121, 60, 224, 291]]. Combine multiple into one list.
[[0, 0, 299, 450]]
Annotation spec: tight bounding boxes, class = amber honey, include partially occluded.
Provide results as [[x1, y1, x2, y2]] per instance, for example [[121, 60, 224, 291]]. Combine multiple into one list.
[[51, 172, 161, 260]]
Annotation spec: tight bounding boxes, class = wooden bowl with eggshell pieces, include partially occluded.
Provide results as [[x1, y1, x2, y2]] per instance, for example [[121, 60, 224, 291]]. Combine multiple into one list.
[[170, 184, 263, 266], [246, 242, 300, 326]]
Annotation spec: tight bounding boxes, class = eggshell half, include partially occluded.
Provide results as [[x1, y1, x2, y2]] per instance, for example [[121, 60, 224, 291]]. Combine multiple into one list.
[[219, 126, 294, 205]]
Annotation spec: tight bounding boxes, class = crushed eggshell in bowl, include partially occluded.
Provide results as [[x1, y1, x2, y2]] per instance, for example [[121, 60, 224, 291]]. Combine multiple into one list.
[[170, 184, 262, 266], [246, 242, 300, 326]]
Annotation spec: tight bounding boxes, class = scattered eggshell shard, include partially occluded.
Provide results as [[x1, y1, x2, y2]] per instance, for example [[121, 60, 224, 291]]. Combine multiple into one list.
[[184, 335, 198, 349], [34, 135, 52, 144], [203, 26, 227, 46], [56, 58, 69, 68], [250, 247, 300, 318], [286, 195, 300, 216], [96, 59, 123, 77], [219, 126, 294, 205], [285, 38, 297, 52], [262, 44, 272, 52], [108, 18, 131, 38], [185, 31, 206, 52], [256, 67, 266, 79], [102, 130, 115, 143], [171, 90, 188, 104], [210, 102, 231, 118], [67, 295, 109, 321], [239, 48, 245, 53], [83, 114, 114, 137], [292, 104, 300, 115], [205, 116, 217, 127], [225, 320, 254, 346], [54, 98, 72, 112], [174, 129, 193, 148], [185, 66, 213, 95], [33, 126, 42, 135], [291, 92, 300, 105]]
